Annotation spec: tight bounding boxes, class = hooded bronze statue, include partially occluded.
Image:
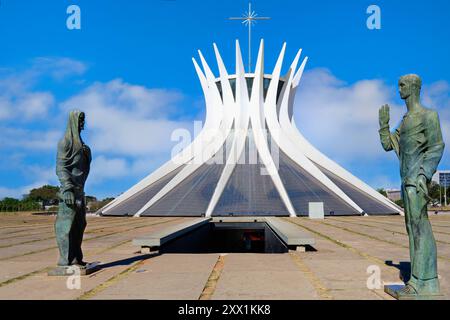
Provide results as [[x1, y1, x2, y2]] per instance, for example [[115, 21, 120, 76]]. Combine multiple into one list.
[[55, 110, 91, 267]]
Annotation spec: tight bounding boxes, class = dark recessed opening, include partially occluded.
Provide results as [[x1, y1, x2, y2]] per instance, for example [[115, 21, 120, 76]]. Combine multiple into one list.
[[158, 222, 288, 254]]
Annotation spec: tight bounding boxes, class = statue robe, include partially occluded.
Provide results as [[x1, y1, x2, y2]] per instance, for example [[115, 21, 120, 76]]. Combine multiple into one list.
[[379, 107, 444, 292], [55, 110, 91, 266]]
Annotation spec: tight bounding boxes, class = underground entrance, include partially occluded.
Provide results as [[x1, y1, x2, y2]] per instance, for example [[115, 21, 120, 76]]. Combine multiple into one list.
[[133, 217, 315, 254]]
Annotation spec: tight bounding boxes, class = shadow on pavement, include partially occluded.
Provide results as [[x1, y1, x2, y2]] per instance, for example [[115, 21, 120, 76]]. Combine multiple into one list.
[[386, 260, 411, 282], [99, 253, 160, 269]]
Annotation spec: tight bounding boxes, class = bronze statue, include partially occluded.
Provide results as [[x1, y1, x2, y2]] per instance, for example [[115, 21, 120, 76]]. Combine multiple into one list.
[[379, 74, 445, 298], [54, 110, 91, 271]]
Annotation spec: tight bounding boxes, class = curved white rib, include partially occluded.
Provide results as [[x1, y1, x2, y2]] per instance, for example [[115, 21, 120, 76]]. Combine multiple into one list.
[[286, 115, 401, 214], [101, 57, 222, 214], [205, 40, 250, 217], [281, 59, 401, 214], [133, 47, 237, 217], [264, 44, 364, 214], [103, 39, 400, 218], [250, 40, 297, 217], [281, 56, 307, 126]]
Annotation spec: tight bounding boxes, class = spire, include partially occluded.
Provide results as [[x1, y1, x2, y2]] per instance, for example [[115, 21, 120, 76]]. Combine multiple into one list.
[[228, 2, 271, 72]]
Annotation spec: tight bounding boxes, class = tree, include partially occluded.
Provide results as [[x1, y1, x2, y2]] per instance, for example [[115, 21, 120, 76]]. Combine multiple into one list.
[[85, 195, 98, 203], [377, 188, 388, 197], [27, 185, 60, 209], [88, 197, 115, 212], [395, 199, 404, 208], [0, 198, 20, 212], [428, 182, 441, 202], [19, 197, 41, 211]]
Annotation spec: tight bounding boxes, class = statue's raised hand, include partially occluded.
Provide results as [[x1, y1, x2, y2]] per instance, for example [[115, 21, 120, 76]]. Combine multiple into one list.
[[379, 104, 390, 128], [63, 191, 75, 205]]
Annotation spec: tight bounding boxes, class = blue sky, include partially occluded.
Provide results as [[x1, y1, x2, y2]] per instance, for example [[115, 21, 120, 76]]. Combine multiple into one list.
[[0, 0, 449, 200]]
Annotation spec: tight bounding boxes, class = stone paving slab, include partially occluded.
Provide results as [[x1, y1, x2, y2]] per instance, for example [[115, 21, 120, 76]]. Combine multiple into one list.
[[286, 217, 449, 298], [0, 214, 448, 300], [0, 217, 183, 290], [212, 253, 319, 300], [0, 249, 153, 300], [93, 254, 219, 300]]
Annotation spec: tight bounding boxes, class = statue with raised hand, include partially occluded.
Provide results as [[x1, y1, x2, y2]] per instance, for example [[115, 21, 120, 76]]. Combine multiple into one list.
[[52, 110, 92, 274], [379, 74, 445, 299]]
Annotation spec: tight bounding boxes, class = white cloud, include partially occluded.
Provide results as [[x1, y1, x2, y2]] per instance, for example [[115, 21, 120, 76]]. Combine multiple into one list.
[[88, 153, 173, 186], [89, 156, 129, 184], [31, 57, 87, 80], [368, 175, 402, 191], [423, 81, 450, 168], [60, 79, 195, 157], [16, 92, 55, 120], [2, 60, 448, 200], [0, 57, 87, 199], [0, 63, 201, 199], [55, 79, 202, 189], [0, 87, 55, 121], [295, 69, 407, 163], [0, 57, 87, 121], [293, 68, 450, 188], [0, 186, 27, 200], [0, 160, 57, 200], [0, 181, 52, 200], [0, 127, 61, 151], [24, 165, 57, 184]]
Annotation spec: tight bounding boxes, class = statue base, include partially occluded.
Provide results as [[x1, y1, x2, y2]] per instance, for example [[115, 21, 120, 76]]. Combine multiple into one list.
[[384, 284, 444, 300], [47, 262, 101, 276]]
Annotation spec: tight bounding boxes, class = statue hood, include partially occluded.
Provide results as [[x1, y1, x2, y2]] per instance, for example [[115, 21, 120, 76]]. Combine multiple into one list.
[[58, 110, 85, 164]]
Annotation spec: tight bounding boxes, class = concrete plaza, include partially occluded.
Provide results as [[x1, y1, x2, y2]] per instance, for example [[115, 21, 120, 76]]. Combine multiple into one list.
[[0, 213, 449, 300]]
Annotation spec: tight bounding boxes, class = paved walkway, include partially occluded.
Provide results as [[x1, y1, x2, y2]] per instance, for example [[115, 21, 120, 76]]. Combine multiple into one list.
[[0, 213, 448, 300]]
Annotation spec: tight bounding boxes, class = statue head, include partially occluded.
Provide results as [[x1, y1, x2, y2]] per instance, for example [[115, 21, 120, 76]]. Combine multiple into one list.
[[399, 74, 422, 100], [61, 110, 85, 154]]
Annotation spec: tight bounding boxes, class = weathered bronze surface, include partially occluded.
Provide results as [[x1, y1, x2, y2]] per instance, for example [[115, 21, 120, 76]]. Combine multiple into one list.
[[379, 74, 445, 298], [54, 110, 91, 267]]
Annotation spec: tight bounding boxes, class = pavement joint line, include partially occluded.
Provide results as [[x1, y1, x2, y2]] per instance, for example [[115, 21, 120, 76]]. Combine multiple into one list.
[[361, 218, 450, 229], [0, 267, 53, 288], [347, 218, 450, 235], [285, 218, 397, 300], [358, 216, 450, 230], [198, 254, 226, 300], [0, 221, 118, 239], [0, 218, 180, 288], [0, 218, 181, 261], [96, 239, 132, 255], [0, 231, 51, 240], [288, 252, 333, 300], [0, 239, 131, 289], [331, 218, 450, 245], [0, 245, 58, 262], [76, 254, 155, 300], [0, 225, 49, 234], [0, 222, 52, 230], [0, 219, 167, 248], [315, 219, 450, 262], [284, 218, 397, 273], [0, 236, 55, 249], [0, 216, 141, 232], [0, 218, 160, 241]]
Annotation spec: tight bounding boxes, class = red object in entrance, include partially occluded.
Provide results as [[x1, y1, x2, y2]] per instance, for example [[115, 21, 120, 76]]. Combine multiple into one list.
[[243, 230, 264, 241]]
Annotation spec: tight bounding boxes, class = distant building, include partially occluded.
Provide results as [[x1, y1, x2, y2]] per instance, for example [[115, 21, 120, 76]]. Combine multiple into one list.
[[432, 170, 450, 187], [386, 189, 401, 202]]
